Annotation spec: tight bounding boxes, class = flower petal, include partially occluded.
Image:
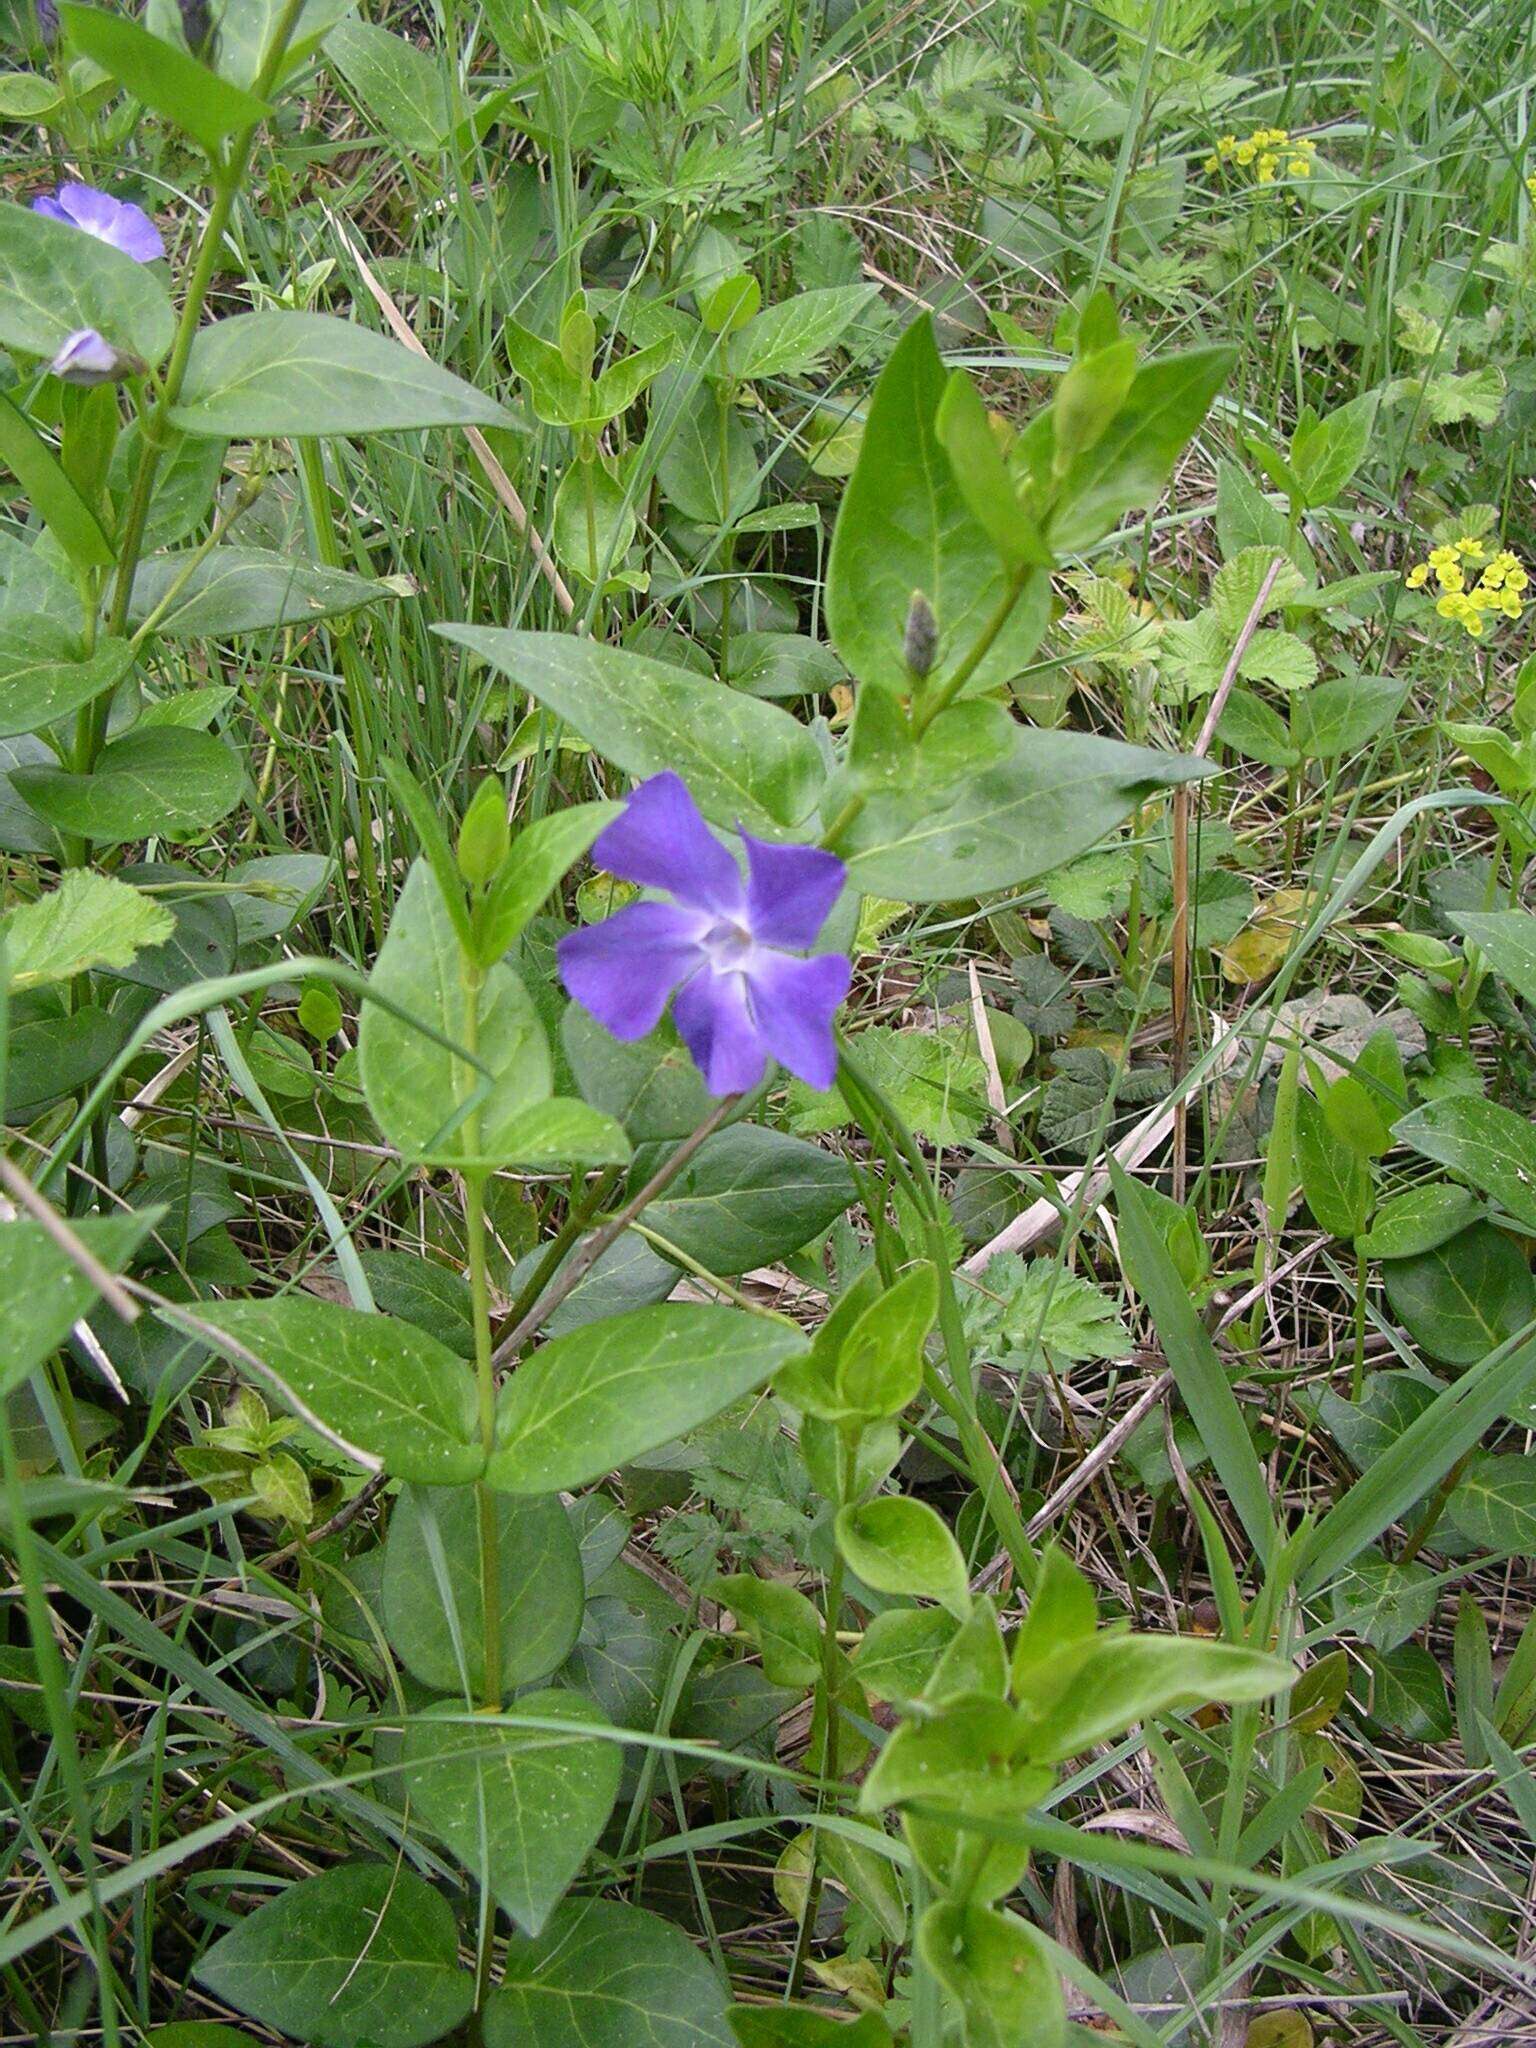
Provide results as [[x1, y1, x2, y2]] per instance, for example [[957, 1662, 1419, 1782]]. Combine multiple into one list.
[[44, 183, 163, 263], [743, 949, 850, 1091], [591, 773, 743, 914], [673, 969, 769, 1096], [742, 833, 845, 949], [557, 901, 704, 1042]]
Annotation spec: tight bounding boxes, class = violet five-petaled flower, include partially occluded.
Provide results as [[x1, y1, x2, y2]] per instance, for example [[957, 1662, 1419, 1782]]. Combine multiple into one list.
[[33, 183, 164, 265], [557, 773, 851, 1098]]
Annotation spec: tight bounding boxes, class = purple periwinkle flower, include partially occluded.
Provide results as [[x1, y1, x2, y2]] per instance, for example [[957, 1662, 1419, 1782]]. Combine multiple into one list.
[[33, 183, 164, 265], [557, 772, 851, 1097], [49, 327, 127, 385], [35, 0, 59, 47]]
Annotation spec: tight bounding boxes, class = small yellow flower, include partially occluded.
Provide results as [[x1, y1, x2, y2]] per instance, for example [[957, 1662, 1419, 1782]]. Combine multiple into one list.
[[1235, 141, 1256, 166], [1405, 563, 1429, 588]]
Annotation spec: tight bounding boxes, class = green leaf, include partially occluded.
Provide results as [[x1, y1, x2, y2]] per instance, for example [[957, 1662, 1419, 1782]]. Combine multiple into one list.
[[1381, 1223, 1534, 1367], [1446, 1454, 1536, 1556], [402, 1693, 621, 1934], [1043, 346, 1234, 554], [828, 316, 1050, 699], [1295, 1088, 1371, 1238], [475, 801, 621, 962], [0, 617, 134, 737], [861, 1698, 1050, 1820], [169, 312, 510, 438], [0, 199, 174, 368], [1113, 1162, 1277, 1564], [561, 1009, 715, 1143], [838, 723, 1211, 903], [193, 1295, 482, 1482], [383, 1484, 583, 1696], [917, 1902, 1066, 2048], [1289, 393, 1377, 506], [1291, 678, 1406, 761], [1452, 910, 1536, 1010], [729, 2007, 893, 2046], [1010, 1545, 1097, 1692], [1357, 1183, 1483, 1259], [484, 1897, 734, 2048], [360, 861, 621, 1171], [1330, 1552, 1437, 1651], [144, 0, 354, 90], [0, 1212, 157, 1397], [127, 548, 392, 637], [1215, 688, 1299, 770], [853, 1607, 958, 1704], [713, 1574, 823, 1686], [59, 5, 272, 153], [0, 393, 114, 575], [12, 727, 243, 846], [327, 17, 453, 153], [1212, 544, 1310, 630], [5, 1005, 125, 1118], [1363, 1643, 1450, 1740], [2, 871, 173, 988], [1396, 1096, 1536, 1234], [835, 1496, 971, 1618], [726, 285, 877, 380], [194, 1862, 474, 2048], [487, 1303, 807, 1493], [1014, 1631, 1293, 1761], [637, 1124, 854, 1275], [437, 627, 825, 834]]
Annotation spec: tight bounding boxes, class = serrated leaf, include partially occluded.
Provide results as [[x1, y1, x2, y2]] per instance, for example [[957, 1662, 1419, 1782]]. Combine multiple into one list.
[[2, 871, 173, 989]]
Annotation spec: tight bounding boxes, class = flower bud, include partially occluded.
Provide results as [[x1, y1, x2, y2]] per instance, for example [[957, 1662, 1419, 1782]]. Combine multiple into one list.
[[457, 777, 510, 891], [179, 0, 215, 57], [49, 328, 131, 386], [35, 0, 58, 46], [903, 589, 938, 680]]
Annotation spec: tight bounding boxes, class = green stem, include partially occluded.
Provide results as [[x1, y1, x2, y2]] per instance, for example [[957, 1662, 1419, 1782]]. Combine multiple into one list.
[[466, 1174, 503, 1713], [788, 1435, 853, 2000], [103, 0, 308, 654]]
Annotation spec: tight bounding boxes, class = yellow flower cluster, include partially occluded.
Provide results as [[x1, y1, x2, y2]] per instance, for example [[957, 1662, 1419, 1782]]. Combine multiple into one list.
[[1204, 127, 1317, 182], [1405, 536, 1529, 638], [1528, 172, 1536, 201]]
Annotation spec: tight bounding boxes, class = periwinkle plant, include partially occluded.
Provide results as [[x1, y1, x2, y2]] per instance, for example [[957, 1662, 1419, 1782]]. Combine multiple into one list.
[[0, 9, 1298, 2035]]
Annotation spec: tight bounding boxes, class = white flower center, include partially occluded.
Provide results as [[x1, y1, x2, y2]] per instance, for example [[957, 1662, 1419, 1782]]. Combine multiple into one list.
[[699, 916, 758, 974]]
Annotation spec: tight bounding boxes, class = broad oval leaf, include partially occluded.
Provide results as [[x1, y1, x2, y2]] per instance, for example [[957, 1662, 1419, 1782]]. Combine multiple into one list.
[[127, 547, 392, 638], [486, 1303, 808, 1494], [58, 3, 272, 153], [1447, 1454, 1536, 1556], [0, 199, 174, 367], [837, 724, 1212, 902], [484, 1897, 734, 2048], [402, 1692, 622, 1934], [1381, 1223, 1535, 1367], [169, 311, 511, 438], [383, 1483, 583, 1696], [359, 859, 553, 1169], [194, 1295, 482, 1482], [436, 626, 826, 834], [194, 1862, 474, 2048], [636, 1124, 855, 1275], [916, 1901, 1066, 2048], [0, 618, 135, 737], [12, 727, 243, 846], [835, 1496, 971, 1618], [0, 1211, 157, 1397], [1396, 1096, 1536, 1236], [827, 316, 1050, 700]]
